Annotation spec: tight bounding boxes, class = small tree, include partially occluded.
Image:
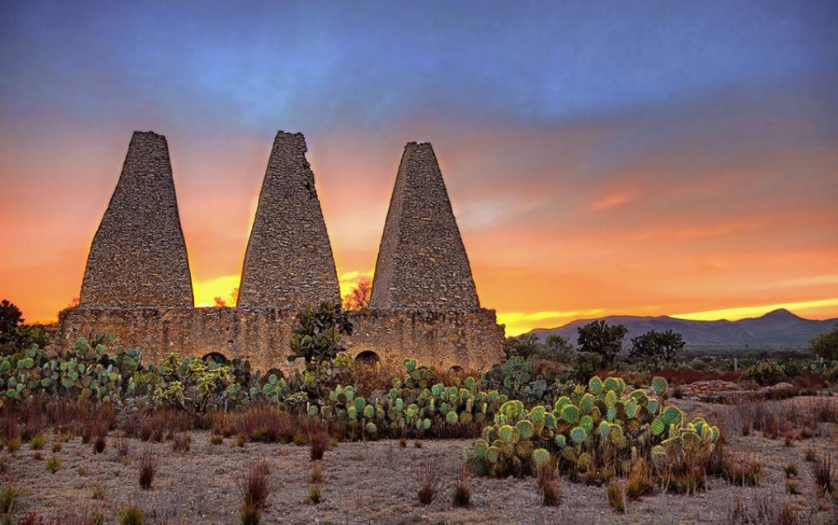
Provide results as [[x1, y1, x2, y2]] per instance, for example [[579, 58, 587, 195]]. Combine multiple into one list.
[[544, 335, 574, 362], [0, 300, 24, 340], [629, 329, 685, 368], [288, 302, 353, 373], [810, 324, 838, 361], [576, 320, 628, 368], [342, 279, 372, 310]]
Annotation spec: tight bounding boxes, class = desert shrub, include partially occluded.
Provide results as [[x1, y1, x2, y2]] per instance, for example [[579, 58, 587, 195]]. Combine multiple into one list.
[[46, 455, 61, 473], [741, 361, 787, 386], [417, 462, 441, 505], [138, 450, 156, 490], [606, 481, 625, 513], [91, 485, 105, 500], [626, 457, 654, 500], [0, 484, 20, 513], [172, 432, 191, 452], [240, 504, 261, 525], [307, 485, 321, 504], [117, 504, 144, 525], [812, 455, 835, 497], [29, 433, 44, 450], [310, 463, 324, 484], [451, 467, 471, 507], [239, 460, 270, 510], [537, 465, 561, 507], [726, 494, 801, 525], [308, 428, 329, 461]]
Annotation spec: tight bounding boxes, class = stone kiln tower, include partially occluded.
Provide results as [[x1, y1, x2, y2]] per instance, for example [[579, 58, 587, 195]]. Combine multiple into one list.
[[58, 131, 504, 373], [237, 132, 340, 309], [79, 131, 193, 307], [370, 142, 480, 310]]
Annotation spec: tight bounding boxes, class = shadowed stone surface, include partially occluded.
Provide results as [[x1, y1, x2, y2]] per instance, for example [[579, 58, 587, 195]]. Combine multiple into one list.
[[370, 142, 480, 310], [79, 131, 193, 307], [237, 132, 340, 308]]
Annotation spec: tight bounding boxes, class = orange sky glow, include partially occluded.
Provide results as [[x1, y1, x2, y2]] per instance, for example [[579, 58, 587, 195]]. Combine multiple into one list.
[[2, 2, 837, 338]]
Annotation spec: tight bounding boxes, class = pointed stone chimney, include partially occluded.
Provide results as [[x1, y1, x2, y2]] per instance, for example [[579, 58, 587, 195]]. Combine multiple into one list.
[[237, 132, 340, 308], [370, 142, 480, 310], [80, 131, 194, 306]]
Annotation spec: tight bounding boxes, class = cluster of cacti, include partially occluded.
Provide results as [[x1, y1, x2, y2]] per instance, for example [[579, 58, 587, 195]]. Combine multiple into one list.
[[480, 357, 561, 403], [316, 359, 508, 440], [0, 336, 141, 405], [465, 375, 720, 478], [0, 335, 297, 413]]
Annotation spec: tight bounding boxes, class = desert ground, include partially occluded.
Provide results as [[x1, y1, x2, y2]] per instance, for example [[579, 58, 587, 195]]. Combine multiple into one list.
[[4, 397, 836, 525]]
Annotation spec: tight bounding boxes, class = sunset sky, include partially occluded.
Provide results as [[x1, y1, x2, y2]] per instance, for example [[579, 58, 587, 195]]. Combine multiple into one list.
[[1, 1, 837, 336]]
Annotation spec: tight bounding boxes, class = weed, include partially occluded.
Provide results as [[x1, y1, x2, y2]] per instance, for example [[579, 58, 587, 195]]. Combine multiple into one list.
[[117, 503, 144, 525], [785, 480, 801, 495], [210, 435, 224, 445], [309, 428, 329, 461], [414, 440, 422, 449], [93, 434, 106, 454], [92, 485, 105, 500], [626, 457, 654, 500], [812, 454, 835, 497], [398, 436, 407, 448], [46, 455, 61, 473], [139, 449, 156, 490], [417, 462, 441, 505], [804, 448, 816, 462], [606, 481, 625, 513], [52, 442, 62, 453], [7, 438, 21, 453], [310, 463, 324, 484], [239, 460, 270, 510], [537, 466, 561, 507], [451, 466, 471, 508], [78, 466, 89, 476], [172, 432, 192, 452], [308, 485, 322, 504], [240, 503, 261, 525], [783, 463, 798, 479], [0, 484, 20, 513], [29, 434, 44, 450]]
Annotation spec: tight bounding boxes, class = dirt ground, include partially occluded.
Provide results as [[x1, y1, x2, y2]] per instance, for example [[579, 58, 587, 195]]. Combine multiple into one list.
[[3, 398, 837, 525]]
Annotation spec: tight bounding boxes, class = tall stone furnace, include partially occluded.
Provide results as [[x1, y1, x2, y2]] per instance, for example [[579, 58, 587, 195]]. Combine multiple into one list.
[[57, 131, 505, 373], [237, 132, 340, 309], [371, 142, 480, 310], [79, 131, 194, 307]]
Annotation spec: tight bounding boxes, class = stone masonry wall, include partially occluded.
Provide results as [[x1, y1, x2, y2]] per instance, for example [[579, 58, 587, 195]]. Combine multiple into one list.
[[370, 142, 480, 310], [80, 132, 194, 306], [237, 132, 340, 308], [54, 307, 505, 373]]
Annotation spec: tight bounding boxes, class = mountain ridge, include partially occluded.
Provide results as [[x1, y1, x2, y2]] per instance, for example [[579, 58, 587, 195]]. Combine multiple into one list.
[[527, 309, 837, 349]]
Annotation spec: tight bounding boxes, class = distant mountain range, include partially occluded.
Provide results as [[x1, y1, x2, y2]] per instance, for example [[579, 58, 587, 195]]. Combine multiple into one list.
[[527, 309, 837, 350]]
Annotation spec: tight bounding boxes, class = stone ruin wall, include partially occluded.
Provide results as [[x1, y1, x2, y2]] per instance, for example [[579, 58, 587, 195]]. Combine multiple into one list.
[[54, 307, 504, 373], [56, 131, 505, 373]]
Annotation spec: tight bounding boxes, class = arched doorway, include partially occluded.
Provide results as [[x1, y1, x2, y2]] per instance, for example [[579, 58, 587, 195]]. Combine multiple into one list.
[[355, 350, 381, 366], [202, 352, 229, 366]]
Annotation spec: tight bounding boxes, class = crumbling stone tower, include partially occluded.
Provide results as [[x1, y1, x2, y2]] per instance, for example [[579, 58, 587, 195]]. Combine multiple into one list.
[[237, 132, 340, 309], [370, 142, 480, 310], [79, 131, 194, 306]]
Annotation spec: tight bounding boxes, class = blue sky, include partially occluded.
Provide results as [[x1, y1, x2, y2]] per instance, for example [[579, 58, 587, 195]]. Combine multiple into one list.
[[1, 1, 837, 333]]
